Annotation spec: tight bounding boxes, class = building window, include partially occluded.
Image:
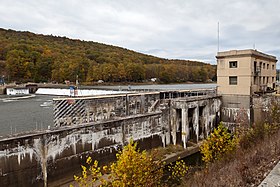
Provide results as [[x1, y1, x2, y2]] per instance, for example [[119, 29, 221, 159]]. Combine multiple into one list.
[[272, 77, 275, 82], [254, 76, 257, 85], [263, 63, 266, 69], [229, 76, 237, 85], [229, 61, 238, 68], [263, 77, 265, 84], [272, 64, 275, 70], [267, 77, 269, 83], [267, 64, 269, 69]]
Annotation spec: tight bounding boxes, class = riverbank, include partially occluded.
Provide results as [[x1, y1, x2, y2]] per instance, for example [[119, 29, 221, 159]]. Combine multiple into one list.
[[181, 126, 280, 187]]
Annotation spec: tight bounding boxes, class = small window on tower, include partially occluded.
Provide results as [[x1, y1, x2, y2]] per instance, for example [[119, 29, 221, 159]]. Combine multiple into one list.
[[229, 61, 238, 68], [229, 76, 238, 85]]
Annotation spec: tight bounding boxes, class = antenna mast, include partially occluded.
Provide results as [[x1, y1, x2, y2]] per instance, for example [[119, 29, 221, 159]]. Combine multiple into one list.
[[217, 22, 220, 52]]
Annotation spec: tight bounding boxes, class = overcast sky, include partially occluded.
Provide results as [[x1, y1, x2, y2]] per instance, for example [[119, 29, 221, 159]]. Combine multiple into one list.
[[1, 0, 280, 66]]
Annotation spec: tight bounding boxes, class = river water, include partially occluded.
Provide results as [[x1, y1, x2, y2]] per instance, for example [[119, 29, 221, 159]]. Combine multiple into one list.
[[0, 95, 54, 137], [0, 83, 216, 137]]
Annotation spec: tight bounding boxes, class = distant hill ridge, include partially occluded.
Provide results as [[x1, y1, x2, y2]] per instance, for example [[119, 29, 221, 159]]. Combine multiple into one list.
[[0, 28, 216, 83]]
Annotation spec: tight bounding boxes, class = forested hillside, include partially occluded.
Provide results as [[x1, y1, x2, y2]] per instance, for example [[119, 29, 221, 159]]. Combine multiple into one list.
[[0, 28, 216, 83]]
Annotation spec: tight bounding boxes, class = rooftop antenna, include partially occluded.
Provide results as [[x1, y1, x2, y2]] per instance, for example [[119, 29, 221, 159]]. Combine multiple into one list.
[[217, 22, 220, 52], [253, 42, 256, 50]]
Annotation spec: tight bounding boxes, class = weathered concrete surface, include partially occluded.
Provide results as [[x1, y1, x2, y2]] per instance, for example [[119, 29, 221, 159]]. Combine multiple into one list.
[[258, 161, 280, 187], [53, 92, 163, 127], [252, 95, 280, 124], [220, 95, 280, 130], [53, 90, 217, 127], [170, 96, 221, 148], [0, 113, 164, 187], [0, 89, 221, 187], [220, 94, 251, 129]]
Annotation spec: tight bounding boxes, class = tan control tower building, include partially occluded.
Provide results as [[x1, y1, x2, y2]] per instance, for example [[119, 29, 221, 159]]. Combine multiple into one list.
[[216, 49, 277, 125]]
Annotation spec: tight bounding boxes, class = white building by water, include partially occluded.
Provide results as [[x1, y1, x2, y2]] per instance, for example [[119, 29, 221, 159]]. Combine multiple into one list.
[[6, 87, 29, 95]]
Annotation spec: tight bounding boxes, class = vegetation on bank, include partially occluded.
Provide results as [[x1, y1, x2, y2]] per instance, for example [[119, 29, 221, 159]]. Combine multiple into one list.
[[0, 28, 216, 84], [183, 100, 280, 187], [200, 123, 238, 164], [72, 140, 188, 187]]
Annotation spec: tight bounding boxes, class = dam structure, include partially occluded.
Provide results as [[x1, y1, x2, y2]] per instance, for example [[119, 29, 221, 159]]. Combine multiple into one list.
[[0, 49, 278, 186], [0, 88, 221, 187]]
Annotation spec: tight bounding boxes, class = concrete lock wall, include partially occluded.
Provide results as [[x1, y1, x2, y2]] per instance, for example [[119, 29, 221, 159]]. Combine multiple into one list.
[[170, 96, 221, 148], [53, 92, 160, 127], [220, 94, 251, 129], [221, 94, 280, 129], [0, 113, 165, 187], [252, 95, 280, 124], [0, 90, 221, 186]]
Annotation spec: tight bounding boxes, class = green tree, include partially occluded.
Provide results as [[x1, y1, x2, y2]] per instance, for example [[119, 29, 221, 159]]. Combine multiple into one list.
[[126, 63, 145, 82], [117, 63, 127, 81], [6, 49, 26, 80]]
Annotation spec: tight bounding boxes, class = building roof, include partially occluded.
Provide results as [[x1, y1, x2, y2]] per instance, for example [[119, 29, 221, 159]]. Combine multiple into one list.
[[216, 49, 277, 62]]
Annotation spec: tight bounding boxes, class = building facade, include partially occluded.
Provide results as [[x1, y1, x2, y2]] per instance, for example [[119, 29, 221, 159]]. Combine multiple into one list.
[[217, 49, 277, 126], [217, 49, 277, 95]]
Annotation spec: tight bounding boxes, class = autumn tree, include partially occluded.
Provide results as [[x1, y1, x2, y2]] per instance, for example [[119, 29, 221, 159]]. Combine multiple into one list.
[[0, 28, 216, 83], [73, 140, 188, 187]]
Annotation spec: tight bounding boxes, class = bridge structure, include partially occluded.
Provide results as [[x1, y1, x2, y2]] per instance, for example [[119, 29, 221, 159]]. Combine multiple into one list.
[[0, 88, 221, 187]]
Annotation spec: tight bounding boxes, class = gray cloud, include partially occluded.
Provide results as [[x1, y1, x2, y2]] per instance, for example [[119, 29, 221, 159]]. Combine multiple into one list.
[[1, 0, 280, 66]]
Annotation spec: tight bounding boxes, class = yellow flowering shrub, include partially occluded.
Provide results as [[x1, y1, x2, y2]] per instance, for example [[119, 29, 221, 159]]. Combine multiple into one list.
[[73, 156, 107, 187], [167, 158, 188, 184], [72, 140, 189, 186], [109, 140, 164, 187], [200, 123, 238, 164]]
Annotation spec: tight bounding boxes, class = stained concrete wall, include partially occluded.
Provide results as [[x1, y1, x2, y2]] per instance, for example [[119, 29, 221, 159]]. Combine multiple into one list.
[[53, 92, 160, 127], [220, 94, 280, 129], [170, 96, 221, 148], [0, 90, 221, 187], [252, 95, 280, 124], [0, 113, 165, 187], [220, 94, 251, 129], [53, 90, 217, 127]]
